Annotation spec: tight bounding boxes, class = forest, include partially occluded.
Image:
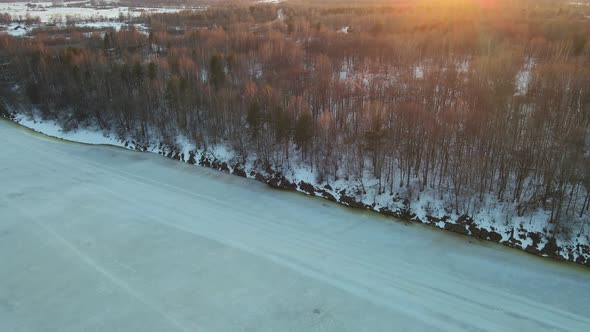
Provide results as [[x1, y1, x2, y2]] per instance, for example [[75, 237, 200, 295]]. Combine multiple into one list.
[[1, 0, 589, 239]]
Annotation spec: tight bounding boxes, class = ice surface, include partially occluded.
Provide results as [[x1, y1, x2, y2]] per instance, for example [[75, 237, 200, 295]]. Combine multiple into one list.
[[1, 119, 590, 332]]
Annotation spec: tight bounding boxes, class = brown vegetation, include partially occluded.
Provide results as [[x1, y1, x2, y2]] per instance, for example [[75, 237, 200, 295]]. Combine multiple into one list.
[[1, 0, 589, 237]]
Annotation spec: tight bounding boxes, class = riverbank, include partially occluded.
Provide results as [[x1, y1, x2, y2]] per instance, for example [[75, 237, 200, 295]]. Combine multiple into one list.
[[3, 112, 589, 267], [2, 117, 590, 331]]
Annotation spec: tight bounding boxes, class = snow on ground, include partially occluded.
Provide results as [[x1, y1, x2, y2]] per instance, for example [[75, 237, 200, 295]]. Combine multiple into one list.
[[515, 58, 534, 96], [414, 65, 424, 79], [0, 22, 35, 36], [75, 21, 126, 30], [14, 114, 125, 147], [0, 1, 205, 37], [0, 1, 204, 23], [337, 26, 350, 34], [0, 21, 149, 37], [2, 118, 590, 332]]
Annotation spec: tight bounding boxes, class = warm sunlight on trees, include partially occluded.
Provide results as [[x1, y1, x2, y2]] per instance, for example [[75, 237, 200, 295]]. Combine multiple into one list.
[[1, 0, 589, 237]]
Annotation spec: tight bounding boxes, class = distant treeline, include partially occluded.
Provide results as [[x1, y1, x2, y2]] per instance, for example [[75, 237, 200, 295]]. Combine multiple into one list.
[[1, 0, 589, 235]]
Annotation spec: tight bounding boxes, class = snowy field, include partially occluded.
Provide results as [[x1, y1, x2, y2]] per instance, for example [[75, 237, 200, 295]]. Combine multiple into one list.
[[0, 1, 200, 22], [0, 1, 204, 36], [1, 118, 590, 332]]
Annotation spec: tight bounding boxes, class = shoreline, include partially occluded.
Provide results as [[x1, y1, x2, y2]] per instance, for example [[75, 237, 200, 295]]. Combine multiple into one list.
[[3, 113, 589, 268]]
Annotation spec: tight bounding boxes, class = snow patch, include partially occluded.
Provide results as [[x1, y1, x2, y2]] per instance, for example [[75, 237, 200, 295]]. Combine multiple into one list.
[[337, 26, 349, 34]]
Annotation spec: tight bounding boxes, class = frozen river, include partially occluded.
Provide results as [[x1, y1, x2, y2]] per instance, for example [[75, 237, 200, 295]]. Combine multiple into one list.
[[1, 119, 589, 332]]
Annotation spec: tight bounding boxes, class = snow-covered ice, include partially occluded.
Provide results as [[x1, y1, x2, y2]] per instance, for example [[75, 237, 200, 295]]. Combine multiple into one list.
[[1, 119, 590, 331]]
